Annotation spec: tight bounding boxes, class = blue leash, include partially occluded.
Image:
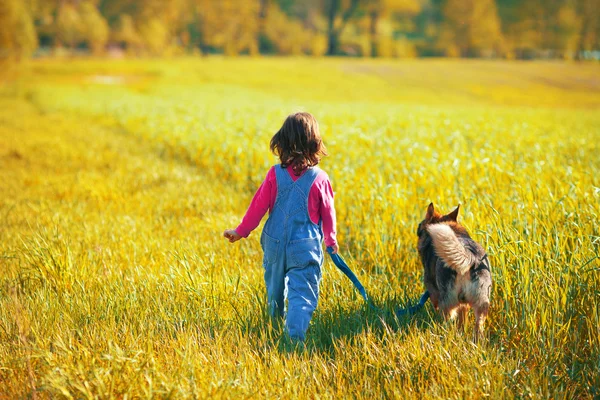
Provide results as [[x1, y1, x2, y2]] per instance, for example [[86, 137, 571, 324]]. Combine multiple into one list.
[[326, 247, 369, 302], [396, 291, 430, 316], [326, 247, 430, 316]]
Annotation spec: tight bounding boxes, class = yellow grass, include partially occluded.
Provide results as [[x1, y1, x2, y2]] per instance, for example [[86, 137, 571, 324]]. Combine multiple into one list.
[[1, 58, 599, 398]]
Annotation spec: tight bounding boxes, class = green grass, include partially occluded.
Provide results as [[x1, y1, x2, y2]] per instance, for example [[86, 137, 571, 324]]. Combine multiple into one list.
[[0, 57, 599, 398]]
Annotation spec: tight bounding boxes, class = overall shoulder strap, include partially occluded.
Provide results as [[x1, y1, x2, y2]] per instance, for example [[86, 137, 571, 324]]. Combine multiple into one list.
[[295, 166, 322, 194], [273, 164, 293, 188]]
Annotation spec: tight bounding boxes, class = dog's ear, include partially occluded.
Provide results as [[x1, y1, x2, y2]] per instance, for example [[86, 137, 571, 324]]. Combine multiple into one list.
[[425, 202, 435, 221], [445, 205, 460, 222]]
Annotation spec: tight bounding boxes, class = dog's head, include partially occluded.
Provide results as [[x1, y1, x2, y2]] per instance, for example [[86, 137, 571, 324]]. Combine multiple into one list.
[[417, 203, 460, 238]]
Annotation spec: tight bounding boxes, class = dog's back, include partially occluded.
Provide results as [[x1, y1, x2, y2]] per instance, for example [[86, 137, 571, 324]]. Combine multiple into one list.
[[417, 203, 492, 341]]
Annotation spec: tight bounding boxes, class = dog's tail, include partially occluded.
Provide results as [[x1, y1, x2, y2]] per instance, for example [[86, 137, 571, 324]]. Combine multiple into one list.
[[426, 223, 475, 275]]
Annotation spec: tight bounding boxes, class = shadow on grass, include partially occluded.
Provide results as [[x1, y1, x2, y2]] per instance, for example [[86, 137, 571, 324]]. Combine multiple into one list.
[[236, 292, 438, 356], [307, 295, 438, 353]]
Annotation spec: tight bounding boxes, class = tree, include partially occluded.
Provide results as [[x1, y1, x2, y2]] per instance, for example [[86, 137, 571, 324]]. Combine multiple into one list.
[[0, 0, 38, 60], [556, 3, 581, 58], [323, 0, 362, 55], [99, 0, 193, 54], [138, 18, 169, 55], [79, 1, 109, 54], [362, 0, 421, 57], [262, 3, 318, 55], [195, 0, 260, 55], [55, 2, 84, 49], [410, 0, 444, 56], [498, 0, 590, 59], [439, 0, 504, 57], [112, 14, 142, 52], [574, 0, 600, 59]]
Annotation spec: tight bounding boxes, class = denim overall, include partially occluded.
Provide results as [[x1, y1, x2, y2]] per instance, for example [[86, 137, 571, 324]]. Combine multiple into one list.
[[260, 164, 324, 341]]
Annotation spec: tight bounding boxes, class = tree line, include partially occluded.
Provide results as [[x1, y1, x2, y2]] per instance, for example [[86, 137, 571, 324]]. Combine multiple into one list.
[[1, 0, 598, 60]]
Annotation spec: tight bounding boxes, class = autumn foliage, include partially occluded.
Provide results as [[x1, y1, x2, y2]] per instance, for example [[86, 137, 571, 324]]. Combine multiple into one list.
[[1, 0, 599, 59]]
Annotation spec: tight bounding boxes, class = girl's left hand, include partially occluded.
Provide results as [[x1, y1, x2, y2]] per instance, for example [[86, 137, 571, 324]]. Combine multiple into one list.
[[223, 229, 242, 243]]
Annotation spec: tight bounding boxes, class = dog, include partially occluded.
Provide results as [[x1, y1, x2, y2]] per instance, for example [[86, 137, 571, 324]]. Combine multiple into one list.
[[417, 203, 492, 341]]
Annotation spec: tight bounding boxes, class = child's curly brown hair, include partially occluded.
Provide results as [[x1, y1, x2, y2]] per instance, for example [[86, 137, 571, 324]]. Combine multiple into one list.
[[270, 112, 328, 175]]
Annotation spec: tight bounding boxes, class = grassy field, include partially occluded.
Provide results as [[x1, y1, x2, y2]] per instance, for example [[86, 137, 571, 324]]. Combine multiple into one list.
[[1, 58, 599, 398]]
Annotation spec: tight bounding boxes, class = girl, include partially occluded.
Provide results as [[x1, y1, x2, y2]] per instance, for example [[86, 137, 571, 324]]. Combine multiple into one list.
[[223, 112, 338, 342]]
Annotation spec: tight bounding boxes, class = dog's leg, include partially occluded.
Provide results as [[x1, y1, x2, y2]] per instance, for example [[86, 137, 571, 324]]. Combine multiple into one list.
[[474, 302, 489, 343], [440, 304, 459, 322], [457, 305, 468, 332], [429, 291, 440, 310]]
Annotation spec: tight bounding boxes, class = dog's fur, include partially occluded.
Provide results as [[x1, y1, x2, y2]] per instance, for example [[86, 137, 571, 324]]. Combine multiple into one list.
[[417, 203, 492, 341]]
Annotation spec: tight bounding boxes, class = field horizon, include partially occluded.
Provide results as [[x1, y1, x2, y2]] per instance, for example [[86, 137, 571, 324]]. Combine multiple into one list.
[[1, 58, 599, 398]]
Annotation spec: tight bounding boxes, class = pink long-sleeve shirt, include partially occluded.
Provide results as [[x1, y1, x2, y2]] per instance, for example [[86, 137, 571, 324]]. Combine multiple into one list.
[[236, 165, 337, 247]]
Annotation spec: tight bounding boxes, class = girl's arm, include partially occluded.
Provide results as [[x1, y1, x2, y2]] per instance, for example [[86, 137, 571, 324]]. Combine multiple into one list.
[[223, 167, 276, 242], [318, 175, 338, 253]]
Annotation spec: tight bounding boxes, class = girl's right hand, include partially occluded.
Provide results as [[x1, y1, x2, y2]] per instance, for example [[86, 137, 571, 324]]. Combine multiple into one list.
[[223, 229, 242, 243]]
